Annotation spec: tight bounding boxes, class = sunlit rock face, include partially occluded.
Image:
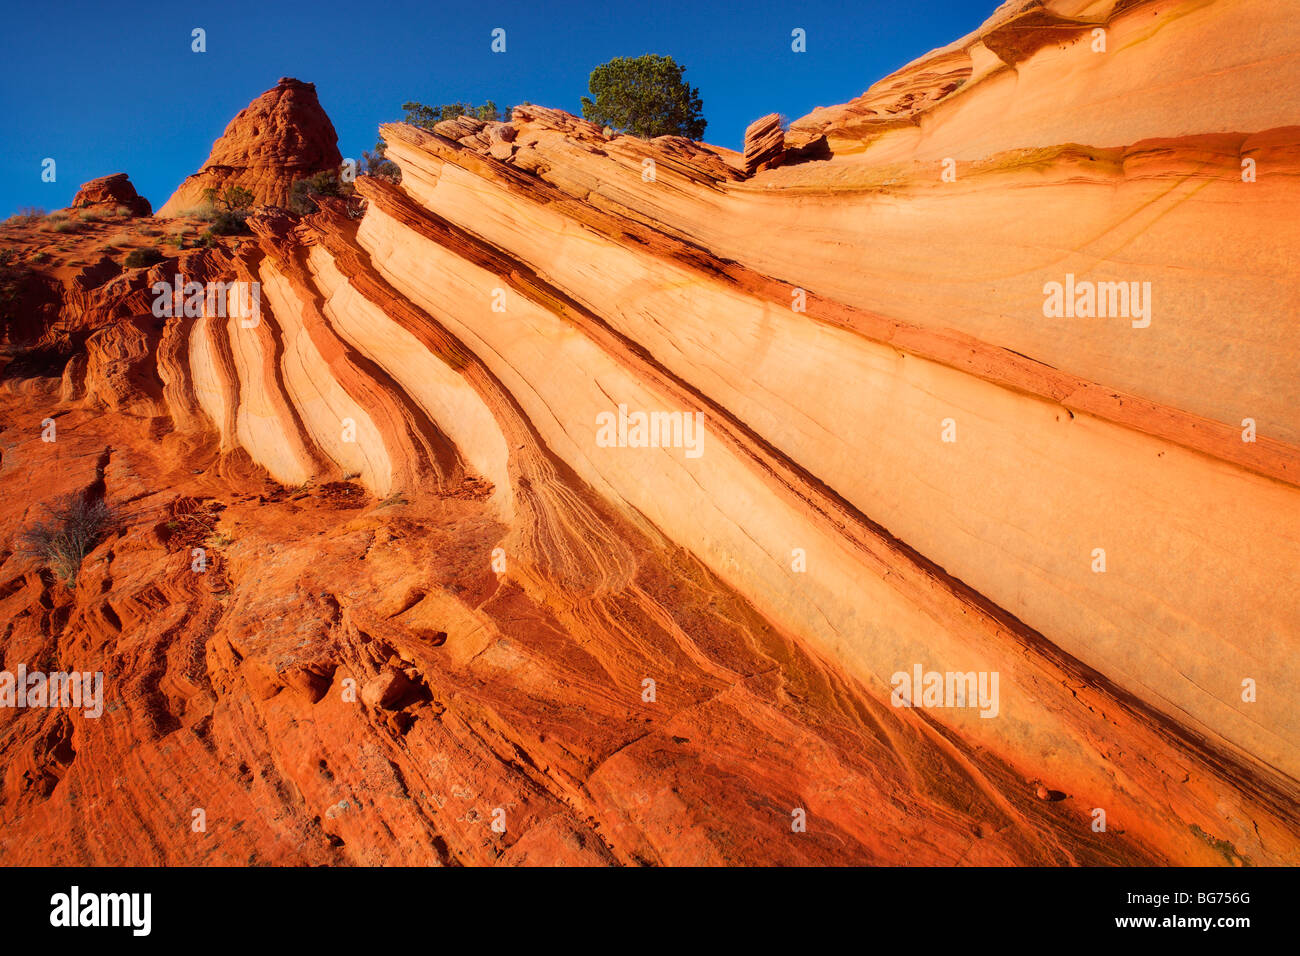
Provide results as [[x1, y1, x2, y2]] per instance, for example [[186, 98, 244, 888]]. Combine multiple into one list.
[[156, 77, 342, 217], [0, 0, 1296, 866]]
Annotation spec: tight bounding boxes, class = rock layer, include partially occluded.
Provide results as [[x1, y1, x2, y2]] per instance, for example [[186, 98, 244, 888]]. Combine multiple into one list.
[[70, 174, 151, 217], [156, 78, 342, 217], [0, 0, 1297, 866]]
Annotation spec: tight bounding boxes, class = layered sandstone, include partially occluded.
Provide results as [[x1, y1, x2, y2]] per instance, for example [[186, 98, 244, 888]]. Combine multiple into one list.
[[70, 174, 151, 218], [156, 78, 342, 217], [0, 0, 1297, 866]]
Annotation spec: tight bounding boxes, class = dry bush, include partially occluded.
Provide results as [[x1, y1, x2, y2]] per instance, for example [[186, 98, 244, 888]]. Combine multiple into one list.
[[19, 495, 112, 586], [3, 208, 46, 226]]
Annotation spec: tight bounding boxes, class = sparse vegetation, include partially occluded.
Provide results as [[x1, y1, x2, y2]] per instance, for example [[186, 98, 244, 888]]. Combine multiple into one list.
[[193, 187, 256, 235], [78, 208, 105, 222], [50, 221, 78, 234], [202, 185, 256, 212], [0, 252, 33, 314], [209, 210, 251, 235], [362, 140, 401, 184], [177, 206, 218, 222], [401, 100, 506, 128], [18, 494, 112, 587], [124, 247, 166, 268], [289, 169, 353, 215], [4, 207, 47, 226], [580, 54, 706, 139]]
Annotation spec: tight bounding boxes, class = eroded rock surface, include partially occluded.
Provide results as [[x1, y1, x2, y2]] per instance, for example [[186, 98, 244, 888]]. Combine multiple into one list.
[[1, 0, 1297, 865]]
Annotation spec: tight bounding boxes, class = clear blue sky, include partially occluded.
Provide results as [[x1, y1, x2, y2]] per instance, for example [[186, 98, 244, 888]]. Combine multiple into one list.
[[0, 0, 995, 217]]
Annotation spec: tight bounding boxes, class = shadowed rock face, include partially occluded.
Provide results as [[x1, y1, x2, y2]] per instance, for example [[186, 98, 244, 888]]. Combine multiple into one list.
[[0, 0, 1297, 866], [156, 77, 342, 217]]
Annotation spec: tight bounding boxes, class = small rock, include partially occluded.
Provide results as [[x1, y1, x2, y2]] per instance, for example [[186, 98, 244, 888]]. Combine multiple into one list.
[[361, 668, 413, 710]]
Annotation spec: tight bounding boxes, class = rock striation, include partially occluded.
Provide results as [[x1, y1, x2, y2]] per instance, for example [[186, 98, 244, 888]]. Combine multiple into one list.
[[1, 0, 1297, 866], [742, 113, 785, 173]]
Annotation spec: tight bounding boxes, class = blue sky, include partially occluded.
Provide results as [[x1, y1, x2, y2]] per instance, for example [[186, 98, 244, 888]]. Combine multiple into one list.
[[0, 0, 994, 217]]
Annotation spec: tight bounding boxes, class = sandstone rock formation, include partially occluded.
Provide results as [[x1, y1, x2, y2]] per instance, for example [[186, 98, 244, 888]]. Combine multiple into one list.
[[1, 0, 1297, 866], [156, 78, 342, 217], [742, 113, 784, 173], [70, 173, 151, 217]]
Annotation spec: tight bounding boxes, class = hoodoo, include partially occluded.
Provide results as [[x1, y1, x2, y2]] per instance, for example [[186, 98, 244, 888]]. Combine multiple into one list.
[[156, 77, 342, 216]]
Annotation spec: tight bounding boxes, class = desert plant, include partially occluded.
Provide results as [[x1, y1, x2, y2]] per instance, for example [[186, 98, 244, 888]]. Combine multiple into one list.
[[78, 208, 105, 222], [178, 206, 218, 222], [18, 495, 112, 586], [202, 185, 256, 212], [209, 210, 250, 235], [401, 100, 503, 129], [289, 169, 353, 215], [50, 221, 77, 234], [362, 140, 401, 183], [3, 207, 47, 226], [124, 247, 165, 268], [580, 54, 706, 139]]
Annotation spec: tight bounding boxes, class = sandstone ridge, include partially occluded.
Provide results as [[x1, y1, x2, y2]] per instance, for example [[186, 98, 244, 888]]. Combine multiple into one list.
[[1, 0, 1297, 866]]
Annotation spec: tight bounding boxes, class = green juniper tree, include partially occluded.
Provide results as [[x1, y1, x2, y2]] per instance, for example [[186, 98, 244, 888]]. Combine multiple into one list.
[[580, 54, 706, 139]]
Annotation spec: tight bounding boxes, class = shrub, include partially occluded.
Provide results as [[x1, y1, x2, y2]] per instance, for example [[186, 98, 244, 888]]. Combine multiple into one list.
[[580, 54, 706, 139], [19, 495, 112, 586], [114, 205, 132, 218], [51, 221, 77, 234], [178, 206, 217, 222], [30, 251, 50, 263], [209, 210, 250, 235], [78, 208, 105, 222], [401, 100, 503, 129], [202, 185, 255, 212], [4, 207, 47, 226], [124, 247, 165, 268], [289, 170, 351, 215], [362, 140, 401, 184]]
